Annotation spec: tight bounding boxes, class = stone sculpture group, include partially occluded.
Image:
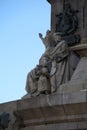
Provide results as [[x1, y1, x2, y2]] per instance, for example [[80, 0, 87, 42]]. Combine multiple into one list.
[[25, 31, 79, 97], [25, 3, 80, 97]]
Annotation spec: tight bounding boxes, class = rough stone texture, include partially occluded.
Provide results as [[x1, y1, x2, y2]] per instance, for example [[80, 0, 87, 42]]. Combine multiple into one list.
[[71, 57, 87, 80], [47, 0, 87, 42], [70, 43, 87, 56], [21, 54, 87, 130], [25, 31, 80, 96], [0, 1, 87, 130], [57, 79, 87, 93], [0, 101, 17, 130], [70, 44, 87, 81], [0, 90, 87, 129], [21, 122, 87, 130]]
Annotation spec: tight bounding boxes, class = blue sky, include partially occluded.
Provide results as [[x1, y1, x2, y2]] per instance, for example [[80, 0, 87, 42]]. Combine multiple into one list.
[[0, 0, 50, 103]]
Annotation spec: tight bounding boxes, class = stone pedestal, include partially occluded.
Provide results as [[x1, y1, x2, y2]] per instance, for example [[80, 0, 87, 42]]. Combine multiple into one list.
[[0, 45, 87, 129], [0, 1, 87, 130], [0, 90, 87, 130]]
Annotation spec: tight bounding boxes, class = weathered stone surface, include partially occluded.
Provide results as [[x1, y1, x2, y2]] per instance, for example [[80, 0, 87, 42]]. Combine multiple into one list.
[[57, 79, 87, 93], [21, 122, 87, 130], [47, 0, 87, 41], [70, 43, 87, 56], [1, 0, 87, 130], [0, 101, 17, 130], [25, 31, 80, 97], [71, 57, 87, 80], [2, 87, 86, 130], [0, 84, 87, 129]]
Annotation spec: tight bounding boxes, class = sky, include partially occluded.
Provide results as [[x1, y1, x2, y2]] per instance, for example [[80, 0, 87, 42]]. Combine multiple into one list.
[[0, 0, 51, 103]]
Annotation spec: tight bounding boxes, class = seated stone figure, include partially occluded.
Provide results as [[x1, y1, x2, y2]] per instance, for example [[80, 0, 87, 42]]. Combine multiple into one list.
[[49, 33, 80, 92], [25, 30, 53, 96], [37, 54, 51, 94], [25, 30, 80, 97], [25, 54, 51, 96], [49, 33, 69, 92]]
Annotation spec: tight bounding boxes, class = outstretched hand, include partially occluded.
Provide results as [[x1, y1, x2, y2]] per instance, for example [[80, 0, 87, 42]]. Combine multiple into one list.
[[39, 33, 42, 38]]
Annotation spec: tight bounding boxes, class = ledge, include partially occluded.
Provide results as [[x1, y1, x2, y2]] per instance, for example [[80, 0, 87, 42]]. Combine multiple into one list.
[[12, 91, 87, 127], [70, 44, 87, 56], [0, 89, 87, 129]]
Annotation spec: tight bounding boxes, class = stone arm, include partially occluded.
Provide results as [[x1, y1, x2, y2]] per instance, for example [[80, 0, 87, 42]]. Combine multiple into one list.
[[39, 33, 47, 48], [51, 41, 69, 62]]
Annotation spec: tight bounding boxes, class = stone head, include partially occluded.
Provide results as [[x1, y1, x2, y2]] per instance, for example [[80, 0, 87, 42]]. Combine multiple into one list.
[[39, 54, 50, 66]]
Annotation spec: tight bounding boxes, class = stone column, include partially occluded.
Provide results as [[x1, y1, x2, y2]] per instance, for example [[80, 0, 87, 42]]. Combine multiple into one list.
[[47, 0, 87, 43]]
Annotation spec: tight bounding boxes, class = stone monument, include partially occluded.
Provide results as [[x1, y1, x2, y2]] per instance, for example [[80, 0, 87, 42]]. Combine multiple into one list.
[[0, 0, 87, 130]]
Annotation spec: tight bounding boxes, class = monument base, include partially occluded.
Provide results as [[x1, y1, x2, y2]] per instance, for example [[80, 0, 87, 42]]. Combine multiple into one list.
[[0, 88, 87, 130], [0, 44, 87, 129]]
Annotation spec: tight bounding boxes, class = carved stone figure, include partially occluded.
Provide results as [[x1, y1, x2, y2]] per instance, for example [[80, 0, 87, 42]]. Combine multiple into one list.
[[48, 33, 77, 92], [25, 54, 51, 96], [25, 66, 39, 96], [56, 3, 80, 46], [37, 54, 51, 94], [39, 30, 58, 55], [50, 33, 69, 92], [25, 30, 53, 96], [25, 31, 80, 96], [56, 4, 78, 36]]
